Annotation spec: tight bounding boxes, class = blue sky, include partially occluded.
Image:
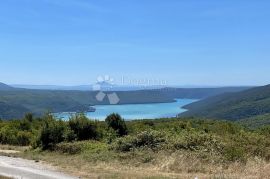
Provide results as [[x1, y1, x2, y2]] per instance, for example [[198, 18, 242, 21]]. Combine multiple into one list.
[[0, 0, 270, 86]]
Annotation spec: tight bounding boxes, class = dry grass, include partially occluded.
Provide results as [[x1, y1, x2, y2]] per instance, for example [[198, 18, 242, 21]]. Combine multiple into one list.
[[0, 145, 29, 157], [0, 144, 29, 152], [0, 176, 12, 179], [1, 144, 269, 179], [0, 143, 269, 179], [13, 148, 270, 179]]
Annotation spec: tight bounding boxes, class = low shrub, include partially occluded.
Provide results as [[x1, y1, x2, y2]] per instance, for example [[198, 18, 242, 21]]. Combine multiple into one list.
[[16, 131, 32, 146], [55, 142, 83, 154], [0, 128, 17, 145], [170, 130, 223, 152], [112, 130, 166, 152], [102, 127, 118, 143], [55, 141, 108, 155], [0, 123, 33, 146], [223, 146, 246, 162]]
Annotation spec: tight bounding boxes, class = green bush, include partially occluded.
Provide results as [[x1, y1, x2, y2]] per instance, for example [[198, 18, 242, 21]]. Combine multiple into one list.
[[102, 127, 118, 143], [36, 115, 70, 150], [68, 114, 98, 140], [16, 131, 32, 146], [223, 146, 246, 162], [170, 130, 223, 152], [55, 141, 108, 155], [105, 113, 128, 136], [19, 119, 31, 131], [0, 126, 17, 145], [0, 125, 32, 146], [112, 130, 166, 152]]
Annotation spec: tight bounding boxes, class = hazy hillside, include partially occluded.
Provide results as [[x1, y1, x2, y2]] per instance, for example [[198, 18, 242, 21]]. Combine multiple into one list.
[[0, 82, 15, 91], [182, 85, 270, 121], [160, 87, 251, 99]]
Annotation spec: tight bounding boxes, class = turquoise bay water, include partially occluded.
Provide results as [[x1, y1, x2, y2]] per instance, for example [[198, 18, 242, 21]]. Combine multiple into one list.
[[56, 99, 197, 121], [55, 99, 197, 120]]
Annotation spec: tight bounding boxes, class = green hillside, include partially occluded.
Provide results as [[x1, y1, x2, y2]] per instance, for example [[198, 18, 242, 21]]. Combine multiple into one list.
[[0, 102, 30, 119], [0, 83, 249, 119], [182, 85, 270, 121], [238, 113, 270, 129]]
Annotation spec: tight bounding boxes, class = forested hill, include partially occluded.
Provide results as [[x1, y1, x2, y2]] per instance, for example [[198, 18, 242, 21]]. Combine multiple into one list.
[[181, 85, 270, 121], [0, 82, 250, 119]]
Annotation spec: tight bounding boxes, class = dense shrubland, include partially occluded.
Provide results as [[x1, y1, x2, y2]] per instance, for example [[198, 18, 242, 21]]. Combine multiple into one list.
[[0, 113, 270, 165]]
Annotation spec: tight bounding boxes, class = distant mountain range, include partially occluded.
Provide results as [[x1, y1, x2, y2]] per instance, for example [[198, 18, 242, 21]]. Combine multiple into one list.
[[0, 82, 250, 119], [11, 83, 166, 91], [182, 84, 270, 122], [11, 83, 241, 91]]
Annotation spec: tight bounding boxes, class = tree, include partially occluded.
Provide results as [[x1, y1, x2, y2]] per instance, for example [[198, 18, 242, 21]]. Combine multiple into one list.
[[37, 115, 68, 150], [68, 113, 98, 140], [105, 113, 127, 136]]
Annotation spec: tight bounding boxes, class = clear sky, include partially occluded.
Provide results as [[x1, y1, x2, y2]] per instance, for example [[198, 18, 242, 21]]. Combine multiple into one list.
[[0, 0, 270, 86]]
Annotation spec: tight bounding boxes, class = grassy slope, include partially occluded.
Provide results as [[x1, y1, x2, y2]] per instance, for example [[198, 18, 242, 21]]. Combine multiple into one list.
[[182, 85, 270, 121]]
